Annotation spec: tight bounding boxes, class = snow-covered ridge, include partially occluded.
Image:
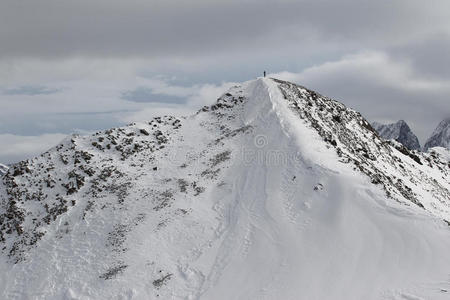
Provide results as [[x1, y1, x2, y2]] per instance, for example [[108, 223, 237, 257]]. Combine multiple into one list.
[[424, 118, 450, 151], [0, 78, 449, 299], [371, 120, 421, 150]]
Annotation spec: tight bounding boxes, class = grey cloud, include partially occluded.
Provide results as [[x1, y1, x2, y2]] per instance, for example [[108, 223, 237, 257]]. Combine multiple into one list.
[[121, 87, 187, 104], [0, 112, 128, 136], [0, 133, 67, 164], [1, 0, 448, 60], [3, 85, 61, 95], [389, 33, 450, 79]]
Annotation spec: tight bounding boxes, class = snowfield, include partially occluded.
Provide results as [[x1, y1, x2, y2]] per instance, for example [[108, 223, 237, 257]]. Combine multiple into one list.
[[0, 78, 449, 300]]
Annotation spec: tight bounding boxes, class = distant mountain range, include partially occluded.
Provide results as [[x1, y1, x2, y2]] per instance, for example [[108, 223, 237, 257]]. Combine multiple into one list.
[[372, 120, 421, 150], [372, 118, 450, 153], [424, 118, 450, 151]]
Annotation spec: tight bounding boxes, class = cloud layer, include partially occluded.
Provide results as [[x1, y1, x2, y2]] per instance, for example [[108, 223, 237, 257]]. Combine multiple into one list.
[[0, 133, 67, 164], [2, 0, 450, 59], [3, 85, 61, 96]]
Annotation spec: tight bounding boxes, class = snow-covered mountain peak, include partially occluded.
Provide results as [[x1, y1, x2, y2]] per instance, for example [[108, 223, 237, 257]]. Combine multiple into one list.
[[0, 78, 449, 299], [372, 119, 421, 150], [424, 117, 450, 151]]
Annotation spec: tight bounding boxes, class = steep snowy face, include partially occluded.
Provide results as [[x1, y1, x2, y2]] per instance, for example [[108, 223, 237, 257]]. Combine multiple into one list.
[[0, 164, 7, 177], [0, 78, 450, 300], [371, 120, 421, 150], [274, 79, 449, 215], [424, 118, 450, 151]]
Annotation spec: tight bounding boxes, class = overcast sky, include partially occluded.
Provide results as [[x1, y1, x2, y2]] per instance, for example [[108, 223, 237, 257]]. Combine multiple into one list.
[[1, 0, 449, 163]]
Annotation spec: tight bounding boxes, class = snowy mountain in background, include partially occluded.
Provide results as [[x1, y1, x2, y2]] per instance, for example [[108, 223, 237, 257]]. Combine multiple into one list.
[[424, 118, 450, 151], [1, 78, 450, 300], [0, 164, 8, 177], [372, 120, 421, 150]]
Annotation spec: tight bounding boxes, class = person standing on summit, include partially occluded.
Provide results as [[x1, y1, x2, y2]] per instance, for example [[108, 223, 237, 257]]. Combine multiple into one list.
[[264, 71, 266, 77]]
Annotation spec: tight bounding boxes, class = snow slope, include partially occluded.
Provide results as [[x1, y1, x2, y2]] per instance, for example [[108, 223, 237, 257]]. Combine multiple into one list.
[[0, 78, 449, 300], [372, 120, 421, 150], [428, 147, 450, 162], [424, 118, 450, 151]]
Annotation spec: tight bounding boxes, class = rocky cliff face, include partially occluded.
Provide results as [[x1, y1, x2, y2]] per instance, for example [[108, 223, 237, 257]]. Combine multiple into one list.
[[424, 118, 450, 151], [0, 78, 449, 300], [372, 120, 421, 150]]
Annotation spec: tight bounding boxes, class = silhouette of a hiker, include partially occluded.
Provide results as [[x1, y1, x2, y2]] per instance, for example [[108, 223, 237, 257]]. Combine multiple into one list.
[[264, 71, 266, 77]]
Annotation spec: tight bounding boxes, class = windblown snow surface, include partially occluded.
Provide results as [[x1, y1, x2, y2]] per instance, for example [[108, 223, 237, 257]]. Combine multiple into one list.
[[0, 78, 450, 300]]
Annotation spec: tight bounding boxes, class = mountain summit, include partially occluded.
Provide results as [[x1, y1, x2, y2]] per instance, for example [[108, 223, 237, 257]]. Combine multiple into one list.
[[424, 118, 450, 151], [372, 120, 421, 150], [0, 78, 449, 299]]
